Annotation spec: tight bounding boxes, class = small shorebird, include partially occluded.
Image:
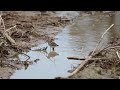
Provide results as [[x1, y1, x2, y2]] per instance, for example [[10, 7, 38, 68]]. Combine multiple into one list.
[[47, 39, 59, 51]]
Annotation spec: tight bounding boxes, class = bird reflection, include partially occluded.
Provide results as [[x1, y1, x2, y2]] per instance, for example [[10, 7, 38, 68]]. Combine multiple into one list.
[[47, 51, 59, 60]]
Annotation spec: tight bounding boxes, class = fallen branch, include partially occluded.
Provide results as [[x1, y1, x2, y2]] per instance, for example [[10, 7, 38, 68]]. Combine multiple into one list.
[[90, 24, 114, 56], [0, 15, 17, 45], [4, 32, 16, 45], [68, 56, 92, 78], [67, 57, 85, 60], [67, 57, 111, 61], [67, 24, 114, 78]]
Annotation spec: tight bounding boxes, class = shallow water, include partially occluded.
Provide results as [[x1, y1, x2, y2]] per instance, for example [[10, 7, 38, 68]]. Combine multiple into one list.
[[10, 12, 119, 79]]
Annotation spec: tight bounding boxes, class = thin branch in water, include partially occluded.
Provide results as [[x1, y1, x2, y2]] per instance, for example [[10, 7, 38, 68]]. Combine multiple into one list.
[[21, 53, 30, 61]]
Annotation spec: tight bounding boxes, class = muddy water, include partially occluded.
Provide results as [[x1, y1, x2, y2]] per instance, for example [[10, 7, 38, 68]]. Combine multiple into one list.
[[10, 12, 119, 79]]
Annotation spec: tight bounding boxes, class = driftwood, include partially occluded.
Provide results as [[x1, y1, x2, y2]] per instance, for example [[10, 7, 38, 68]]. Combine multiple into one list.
[[67, 57, 110, 61], [67, 24, 114, 78], [67, 57, 85, 60], [68, 56, 92, 77]]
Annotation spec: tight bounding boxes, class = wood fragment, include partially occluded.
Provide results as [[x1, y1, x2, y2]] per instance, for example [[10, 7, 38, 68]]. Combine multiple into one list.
[[67, 57, 85, 60], [67, 57, 110, 61], [4, 32, 16, 45], [5, 25, 16, 33]]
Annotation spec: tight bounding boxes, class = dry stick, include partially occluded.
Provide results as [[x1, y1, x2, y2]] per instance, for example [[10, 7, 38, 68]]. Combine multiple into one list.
[[116, 51, 120, 60], [5, 25, 16, 33], [90, 24, 114, 56], [0, 15, 17, 45], [67, 57, 111, 61], [4, 32, 16, 45], [4, 25, 17, 45], [67, 57, 85, 60], [68, 56, 92, 78], [67, 24, 114, 78], [99, 46, 120, 54]]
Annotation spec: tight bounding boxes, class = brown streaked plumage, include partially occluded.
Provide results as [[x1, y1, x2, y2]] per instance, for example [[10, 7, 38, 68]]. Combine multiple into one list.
[[47, 39, 59, 51]]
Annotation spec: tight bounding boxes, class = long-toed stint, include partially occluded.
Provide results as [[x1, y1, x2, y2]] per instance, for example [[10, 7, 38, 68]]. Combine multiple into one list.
[[47, 39, 59, 51]]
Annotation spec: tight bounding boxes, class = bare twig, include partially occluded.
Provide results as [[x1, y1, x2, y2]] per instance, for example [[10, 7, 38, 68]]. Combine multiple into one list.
[[4, 32, 16, 45], [91, 24, 114, 56], [0, 14, 17, 45], [21, 53, 30, 61], [5, 25, 16, 33]]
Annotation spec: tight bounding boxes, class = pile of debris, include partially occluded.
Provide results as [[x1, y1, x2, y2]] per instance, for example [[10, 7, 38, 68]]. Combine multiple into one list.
[[0, 11, 71, 59], [0, 11, 71, 78]]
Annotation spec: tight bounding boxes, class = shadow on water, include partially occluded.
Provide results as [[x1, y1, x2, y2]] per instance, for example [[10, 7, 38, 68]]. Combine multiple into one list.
[[0, 12, 118, 79]]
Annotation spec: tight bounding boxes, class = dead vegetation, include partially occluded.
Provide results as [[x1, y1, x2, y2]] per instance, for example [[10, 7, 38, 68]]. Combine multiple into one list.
[[0, 11, 71, 79], [55, 23, 120, 79], [0, 11, 70, 58], [67, 26, 120, 79]]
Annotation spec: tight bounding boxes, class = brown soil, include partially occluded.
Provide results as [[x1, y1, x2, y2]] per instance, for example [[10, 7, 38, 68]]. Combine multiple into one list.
[[68, 37, 120, 79], [0, 11, 70, 56], [0, 11, 70, 79]]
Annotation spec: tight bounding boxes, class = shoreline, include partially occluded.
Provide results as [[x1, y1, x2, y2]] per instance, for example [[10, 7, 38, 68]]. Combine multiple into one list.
[[0, 11, 71, 79]]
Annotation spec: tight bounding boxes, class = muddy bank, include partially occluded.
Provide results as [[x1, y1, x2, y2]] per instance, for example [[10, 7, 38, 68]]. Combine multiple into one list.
[[68, 37, 120, 79], [0, 11, 71, 79], [0, 11, 118, 79]]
